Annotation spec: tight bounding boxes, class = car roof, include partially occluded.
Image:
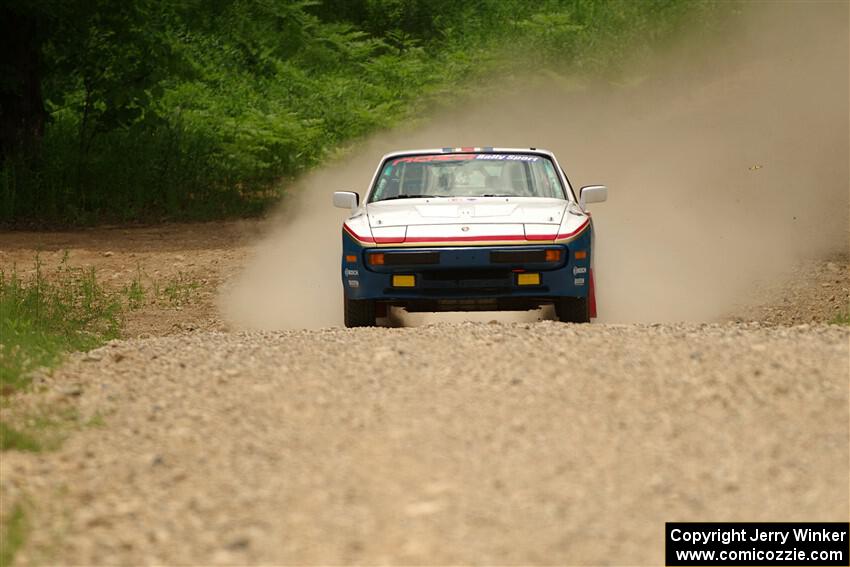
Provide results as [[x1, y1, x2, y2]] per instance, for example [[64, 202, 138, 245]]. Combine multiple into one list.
[[379, 147, 557, 160]]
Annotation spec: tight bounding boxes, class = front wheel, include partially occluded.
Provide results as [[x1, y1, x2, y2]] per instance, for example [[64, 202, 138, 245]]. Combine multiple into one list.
[[554, 297, 590, 323], [344, 297, 376, 327]]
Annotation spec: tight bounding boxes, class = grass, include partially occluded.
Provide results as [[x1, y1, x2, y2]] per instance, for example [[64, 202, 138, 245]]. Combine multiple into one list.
[[0, 257, 199, 565], [0, 404, 81, 451], [0, 421, 41, 452], [158, 272, 200, 306], [0, 503, 27, 567], [86, 411, 107, 428], [830, 308, 850, 325], [125, 268, 202, 308], [0, 257, 127, 564], [1, 255, 202, 397], [123, 266, 146, 310], [0, 256, 121, 391], [0, 256, 122, 466], [0, 253, 202, 394]]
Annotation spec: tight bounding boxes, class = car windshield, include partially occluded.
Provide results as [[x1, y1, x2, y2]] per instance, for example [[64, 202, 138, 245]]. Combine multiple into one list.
[[369, 153, 566, 202]]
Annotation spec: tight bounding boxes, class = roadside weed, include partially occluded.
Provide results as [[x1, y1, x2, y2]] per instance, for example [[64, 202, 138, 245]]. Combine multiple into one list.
[[830, 308, 850, 325], [123, 265, 146, 310], [160, 272, 200, 306], [0, 503, 28, 567], [0, 422, 41, 452], [0, 257, 121, 391]]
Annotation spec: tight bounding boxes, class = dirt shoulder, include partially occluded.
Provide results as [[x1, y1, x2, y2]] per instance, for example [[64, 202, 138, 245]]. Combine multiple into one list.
[[0, 220, 266, 337]]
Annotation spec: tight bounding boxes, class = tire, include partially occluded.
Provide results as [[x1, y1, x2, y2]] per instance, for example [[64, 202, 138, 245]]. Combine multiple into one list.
[[344, 297, 376, 327], [555, 296, 590, 323]]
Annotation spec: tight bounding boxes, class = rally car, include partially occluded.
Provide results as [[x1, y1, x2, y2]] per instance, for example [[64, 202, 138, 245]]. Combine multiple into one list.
[[333, 147, 607, 327]]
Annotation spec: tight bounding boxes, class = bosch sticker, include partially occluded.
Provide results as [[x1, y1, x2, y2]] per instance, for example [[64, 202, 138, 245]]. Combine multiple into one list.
[[344, 269, 359, 277], [573, 266, 587, 275]]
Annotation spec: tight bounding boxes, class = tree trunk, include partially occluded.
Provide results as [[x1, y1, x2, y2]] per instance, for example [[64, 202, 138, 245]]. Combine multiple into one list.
[[0, 7, 47, 160]]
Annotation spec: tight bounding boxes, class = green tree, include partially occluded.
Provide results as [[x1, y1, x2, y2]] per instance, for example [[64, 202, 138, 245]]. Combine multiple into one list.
[[0, 1, 50, 159]]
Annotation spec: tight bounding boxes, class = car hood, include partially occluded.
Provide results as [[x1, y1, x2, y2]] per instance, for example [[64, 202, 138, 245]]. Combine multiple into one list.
[[364, 197, 574, 245]]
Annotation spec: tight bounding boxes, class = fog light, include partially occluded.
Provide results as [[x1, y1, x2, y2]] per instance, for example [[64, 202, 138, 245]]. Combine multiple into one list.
[[392, 274, 415, 287], [574, 250, 587, 260], [345, 255, 357, 263], [517, 273, 541, 286]]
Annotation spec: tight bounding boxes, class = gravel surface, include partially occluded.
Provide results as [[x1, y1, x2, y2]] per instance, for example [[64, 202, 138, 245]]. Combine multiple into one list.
[[737, 257, 849, 326], [2, 322, 847, 565]]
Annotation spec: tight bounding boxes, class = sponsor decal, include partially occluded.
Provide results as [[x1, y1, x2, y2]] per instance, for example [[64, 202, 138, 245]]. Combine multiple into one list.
[[392, 154, 476, 164], [344, 269, 359, 276], [391, 153, 541, 165], [347, 279, 359, 288], [573, 266, 587, 275], [574, 278, 585, 285], [475, 154, 540, 162]]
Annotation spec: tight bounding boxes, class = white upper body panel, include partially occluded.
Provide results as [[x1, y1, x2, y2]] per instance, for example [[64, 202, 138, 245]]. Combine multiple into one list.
[[366, 197, 567, 228]]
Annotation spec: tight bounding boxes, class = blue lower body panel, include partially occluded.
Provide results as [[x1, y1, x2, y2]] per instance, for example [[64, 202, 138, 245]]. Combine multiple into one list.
[[341, 228, 592, 312]]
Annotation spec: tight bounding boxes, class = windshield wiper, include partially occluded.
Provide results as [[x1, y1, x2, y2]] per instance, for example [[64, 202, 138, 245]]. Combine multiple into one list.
[[480, 194, 514, 198], [378, 194, 442, 201]]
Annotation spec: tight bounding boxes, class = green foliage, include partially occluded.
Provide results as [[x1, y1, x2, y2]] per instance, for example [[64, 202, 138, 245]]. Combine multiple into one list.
[[0, 404, 79, 454], [0, 257, 120, 473], [0, 0, 732, 224], [0, 503, 27, 567], [0, 422, 41, 452], [86, 411, 107, 428], [0, 257, 121, 390], [158, 272, 200, 306], [830, 307, 850, 326], [127, 269, 200, 307], [123, 266, 146, 310]]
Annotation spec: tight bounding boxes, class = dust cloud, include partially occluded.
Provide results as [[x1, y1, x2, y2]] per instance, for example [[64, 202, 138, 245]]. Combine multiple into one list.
[[222, 1, 849, 329]]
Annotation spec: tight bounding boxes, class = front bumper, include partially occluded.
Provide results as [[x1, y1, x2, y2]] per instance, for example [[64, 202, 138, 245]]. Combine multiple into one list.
[[340, 227, 592, 311]]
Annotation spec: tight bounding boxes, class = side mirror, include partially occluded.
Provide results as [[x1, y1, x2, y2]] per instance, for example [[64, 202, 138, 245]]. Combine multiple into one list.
[[579, 185, 607, 208], [333, 191, 359, 211]]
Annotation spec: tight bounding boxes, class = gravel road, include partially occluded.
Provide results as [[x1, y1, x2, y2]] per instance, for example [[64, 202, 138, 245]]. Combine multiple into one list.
[[3, 322, 847, 565]]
